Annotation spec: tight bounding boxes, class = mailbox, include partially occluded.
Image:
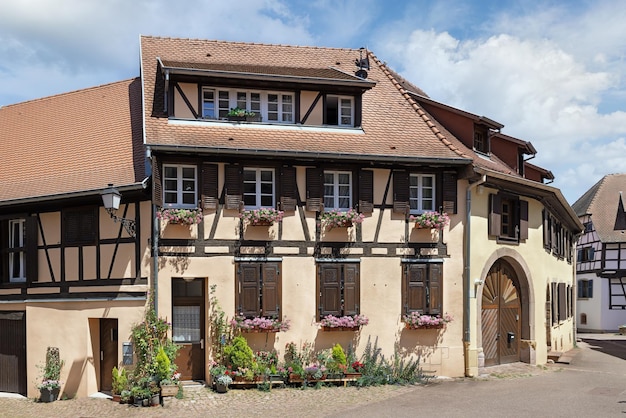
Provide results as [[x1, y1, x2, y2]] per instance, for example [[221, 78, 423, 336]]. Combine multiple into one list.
[[507, 332, 515, 348]]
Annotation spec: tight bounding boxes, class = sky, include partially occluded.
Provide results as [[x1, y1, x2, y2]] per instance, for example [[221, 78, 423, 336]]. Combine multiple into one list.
[[1, 0, 625, 204]]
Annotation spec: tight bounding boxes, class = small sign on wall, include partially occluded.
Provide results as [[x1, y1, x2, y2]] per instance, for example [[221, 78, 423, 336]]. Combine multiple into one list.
[[122, 342, 133, 365]]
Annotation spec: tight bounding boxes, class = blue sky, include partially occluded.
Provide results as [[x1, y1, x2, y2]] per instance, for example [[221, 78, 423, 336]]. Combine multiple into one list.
[[1, 0, 625, 204]]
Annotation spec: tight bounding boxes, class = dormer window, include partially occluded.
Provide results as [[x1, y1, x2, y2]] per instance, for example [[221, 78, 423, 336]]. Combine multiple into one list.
[[325, 95, 353, 126], [201, 87, 293, 123], [474, 125, 490, 154]]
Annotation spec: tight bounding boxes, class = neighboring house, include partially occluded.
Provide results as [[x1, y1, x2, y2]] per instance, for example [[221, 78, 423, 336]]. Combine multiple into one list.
[[0, 80, 151, 397], [0, 36, 582, 398], [572, 173, 626, 332]]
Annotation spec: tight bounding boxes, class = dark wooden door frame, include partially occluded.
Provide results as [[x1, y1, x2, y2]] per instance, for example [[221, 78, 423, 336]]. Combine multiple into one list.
[[0, 311, 26, 395], [172, 278, 206, 382]]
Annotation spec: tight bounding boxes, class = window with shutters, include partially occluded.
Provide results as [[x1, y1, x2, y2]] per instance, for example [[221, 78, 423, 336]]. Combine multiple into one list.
[[402, 263, 443, 316], [306, 168, 373, 214], [577, 279, 593, 299], [317, 263, 360, 320], [409, 174, 435, 214], [393, 171, 457, 215], [1, 217, 38, 284], [163, 164, 197, 208], [243, 168, 275, 209], [236, 262, 282, 320], [489, 193, 528, 243], [577, 247, 595, 262], [63, 207, 97, 246]]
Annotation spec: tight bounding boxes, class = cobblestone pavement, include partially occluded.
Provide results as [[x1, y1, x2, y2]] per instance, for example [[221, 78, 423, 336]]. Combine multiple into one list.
[[0, 361, 556, 418]]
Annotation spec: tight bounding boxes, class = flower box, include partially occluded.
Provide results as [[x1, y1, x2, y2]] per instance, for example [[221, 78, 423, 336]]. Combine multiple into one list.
[[157, 207, 203, 225], [240, 327, 279, 333], [321, 326, 360, 332], [321, 208, 364, 230], [318, 314, 369, 329], [402, 312, 453, 329], [240, 208, 284, 226], [343, 372, 362, 379], [230, 315, 291, 332], [405, 323, 444, 330], [409, 211, 449, 229], [160, 384, 179, 397]]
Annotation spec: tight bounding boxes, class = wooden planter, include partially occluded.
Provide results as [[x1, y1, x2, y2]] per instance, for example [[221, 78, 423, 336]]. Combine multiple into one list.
[[321, 326, 360, 331], [240, 327, 279, 333], [405, 323, 444, 330], [160, 384, 179, 397]]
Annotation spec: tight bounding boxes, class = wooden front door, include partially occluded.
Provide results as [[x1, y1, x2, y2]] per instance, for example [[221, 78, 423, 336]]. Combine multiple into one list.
[[172, 278, 205, 382], [0, 311, 26, 395], [100, 318, 118, 392], [481, 260, 521, 366]]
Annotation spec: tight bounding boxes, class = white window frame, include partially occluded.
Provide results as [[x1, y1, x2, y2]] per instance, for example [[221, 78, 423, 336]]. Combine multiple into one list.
[[324, 171, 352, 210], [163, 164, 197, 208], [327, 95, 354, 127], [202, 88, 216, 118], [409, 174, 436, 214], [202, 87, 294, 123], [9, 219, 26, 283], [243, 167, 275, 209]]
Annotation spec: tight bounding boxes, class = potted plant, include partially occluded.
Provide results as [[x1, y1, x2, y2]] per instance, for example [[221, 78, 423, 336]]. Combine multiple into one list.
[[111, 366, 127, 402], [320, 208, 365, 229], [157, 207, 203, 225], [230, 315, 291, 332], [215, 374, 232, 393], [37, 347, 64, 403], [227, 107, 257, 122], [319, 314, 369, 331], [131, 385, 145, 407], [409, 211, 450, 229], [240, 207, 284, 226], [403, 312, 453, 329], [120, 389, 132, 404]]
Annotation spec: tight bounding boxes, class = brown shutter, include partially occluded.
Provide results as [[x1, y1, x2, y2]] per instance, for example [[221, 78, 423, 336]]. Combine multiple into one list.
[[319, 264, 341, 318], [224, 164, 242, 210], [442, 171, 458, 214], [152, 155, 163, 207], [201, 163, 218, 210], [404, 264, 426, 314], [543, 210, 550, 249], [306, 167, 323, 212], [237, 263, 260, 318], [489, 194, 502, 237], [558, 282, 566, 321], [358, 169, 374, 214], [551, 282, 558, 324], [343, 264, 360, 316], [25, 215, 38, 283], [261, 263, 281, 318], [428, 264, 442, 315], [279, 166, 297, 211], [519, 199, 529, 240], [392, 171, 409, 214], [0, 221, 7, 282]]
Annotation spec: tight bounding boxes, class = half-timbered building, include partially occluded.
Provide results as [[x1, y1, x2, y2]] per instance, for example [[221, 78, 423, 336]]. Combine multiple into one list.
[[572, 173, 626, 332]]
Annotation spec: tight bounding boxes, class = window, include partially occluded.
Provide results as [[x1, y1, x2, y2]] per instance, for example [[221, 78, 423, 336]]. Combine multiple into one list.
[[325, 95, 353, 126], [236, 262, 281, 319], [267, 93, 293, 122], [202, 87, 293, 123], [409, 174, 435, 213], [474, 125, 489, 154], [317, 263, 360, 320], [489, 193, 528, 242], [578, 279, 593, 299], [577, 247, 595, 262], [8, 219, 25, 283], [202, 89, 216, 118], [402, 263, 442, 316], [63, 207, 97, 245], [243, 168, 275, 209], [163, 164, 197, 208], [583, 221, 593, 233], [324, 171, 352, 210]]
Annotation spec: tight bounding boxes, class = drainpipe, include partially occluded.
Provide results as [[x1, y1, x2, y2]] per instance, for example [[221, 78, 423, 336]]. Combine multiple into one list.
[[464, 174, 486, 377], [152, 202, 159, 316]]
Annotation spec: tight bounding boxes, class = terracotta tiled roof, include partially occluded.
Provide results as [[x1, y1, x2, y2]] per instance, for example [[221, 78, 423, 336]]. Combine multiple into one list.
[[140, 36, 471, 163], [0, 79, 145, 203], [572, 173, 626, 242]]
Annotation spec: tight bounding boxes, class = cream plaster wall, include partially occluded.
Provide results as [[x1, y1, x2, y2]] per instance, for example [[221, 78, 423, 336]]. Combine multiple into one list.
[[173, 83, 198, 119], [300, 91, 323, 125]]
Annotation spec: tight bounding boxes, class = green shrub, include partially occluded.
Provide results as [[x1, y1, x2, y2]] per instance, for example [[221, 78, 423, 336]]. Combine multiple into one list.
[[223, 336, 255, 371]]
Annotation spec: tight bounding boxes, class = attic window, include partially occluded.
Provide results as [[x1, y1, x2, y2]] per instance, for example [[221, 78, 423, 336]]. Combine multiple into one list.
[[473, 126, 490, 154]]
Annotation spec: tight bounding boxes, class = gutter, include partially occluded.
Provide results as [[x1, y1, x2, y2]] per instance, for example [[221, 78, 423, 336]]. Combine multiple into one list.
[[464, 174, 486, 377]]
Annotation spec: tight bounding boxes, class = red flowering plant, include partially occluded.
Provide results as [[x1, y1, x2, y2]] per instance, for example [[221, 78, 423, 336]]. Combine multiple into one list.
[[350, 361, 364, 373], [409, 211, 450, 229]]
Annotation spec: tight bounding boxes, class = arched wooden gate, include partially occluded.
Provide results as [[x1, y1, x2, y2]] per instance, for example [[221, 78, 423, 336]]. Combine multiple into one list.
[[481, 260, 521, 366]]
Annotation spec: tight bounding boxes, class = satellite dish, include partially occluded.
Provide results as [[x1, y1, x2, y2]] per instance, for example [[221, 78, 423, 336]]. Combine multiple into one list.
[[355, 69, 368, 79]]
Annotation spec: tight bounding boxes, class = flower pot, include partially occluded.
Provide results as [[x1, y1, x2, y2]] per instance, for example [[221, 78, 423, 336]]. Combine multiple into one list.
[[150, 394, 160, 406], [133, 397, 143, 407], [344, 372, 362, 379], [142, 398, 150, 407], [289, 373, 303, 383], [111, 394, 121, 403], [39, 387, 60, 403], [216, 382, 229, 393], [160, 384, 179, 397]]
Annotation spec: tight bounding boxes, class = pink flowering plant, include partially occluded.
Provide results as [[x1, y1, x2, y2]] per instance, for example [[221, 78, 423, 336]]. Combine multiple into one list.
[[321, 208, 365, 229], [319, 314, 369, 328], [403, 312, 453, 329], [231, 314, 291, 332], [409, 211, 450, 229], [240, 207, 284, 225], [157, 207, 203, 225]]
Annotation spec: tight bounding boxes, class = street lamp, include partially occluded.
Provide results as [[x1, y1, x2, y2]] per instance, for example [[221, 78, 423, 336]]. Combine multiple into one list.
[[101, 184, 136, 237]]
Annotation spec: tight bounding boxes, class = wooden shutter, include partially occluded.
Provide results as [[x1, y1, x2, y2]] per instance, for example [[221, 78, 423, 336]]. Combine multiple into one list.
[[558, 282, 566, 321], [588, 280, 593, 298], [428, 264, 442, 315], [63, 207, 97, 245], [279, 166, 297, 211], [224, 164, 242, 210], [551, 282, 558, 324], [543, 210, 550, 250], [25, 216, 38, 283], [392, 171, 409, 214], [261, 263, 281, 318], [442, 171, 458, 214], [319, 264, 341, 318], [404, 264, 426, 314], [519, 200, 529, 240], [306, 167, 323, 212], [0, 221, 7, 283], [358, 169, 374, 214], [343, 264, 360, 316], [152, 155, 163, 208], [201, 163, 218, 210], [237, 263, 260, 318], [489, 194, 502, 237]]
